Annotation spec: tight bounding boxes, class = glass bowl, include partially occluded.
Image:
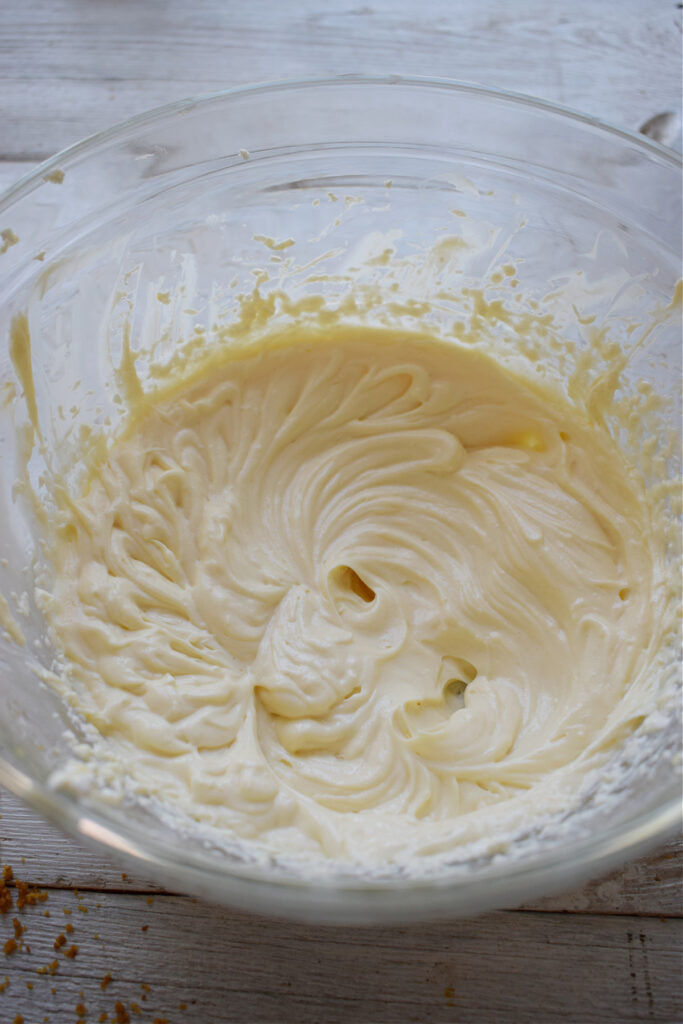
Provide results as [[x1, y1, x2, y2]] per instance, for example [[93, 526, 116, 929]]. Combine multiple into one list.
[[0, 76, 680, 923]]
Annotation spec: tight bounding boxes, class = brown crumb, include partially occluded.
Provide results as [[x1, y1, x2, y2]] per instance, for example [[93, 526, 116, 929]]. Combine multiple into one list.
[[101, 971, 113, 991], [0, 866, 13, 915], [178, 1003, 187, 1010], [64, 944, 79, 959], [141, 984, 151, 993], [78, 905, 88, 913], [93, 932, 99, 939], [140, 924, 148, 932], [76, 1004, 87, 1016], [53, 933, 66, 951], [3, 937, 17, 955], [37, 965, 48, 975], [130, 1002, 142, 1014], [66, 922, 74, 934], [114, 1002, 130, 1023], [121, 873, 128, 880], [43, 909, 50, 917], [99, 1015, 108, 1023], [152, 1018, 168, 1024], [12, 917, 23, 938], [145, 896, 154, 905], [51, 985, 56, 993], [24, 943, 31, 953], [63, 907, 72, 916], [26, 981, 33, 990], [13, 1015, 24, 1024], [48, 959, 59, 975], [0, 975, 9, 992], [15, 880, 48, 908], [141, 995, 146, 1002]]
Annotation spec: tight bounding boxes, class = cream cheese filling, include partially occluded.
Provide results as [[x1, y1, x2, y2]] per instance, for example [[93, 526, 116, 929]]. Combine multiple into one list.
[[46, 327, 669, 862]]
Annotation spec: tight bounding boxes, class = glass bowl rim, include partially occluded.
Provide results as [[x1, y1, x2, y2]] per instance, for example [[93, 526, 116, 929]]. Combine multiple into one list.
[[0, 73, 680, 212]]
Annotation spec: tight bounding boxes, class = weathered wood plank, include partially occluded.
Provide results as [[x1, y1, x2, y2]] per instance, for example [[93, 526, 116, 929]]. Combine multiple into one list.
[[0, 0, 680, 160], [0, 887, 681, 1024], [2, 788, 681, 916]]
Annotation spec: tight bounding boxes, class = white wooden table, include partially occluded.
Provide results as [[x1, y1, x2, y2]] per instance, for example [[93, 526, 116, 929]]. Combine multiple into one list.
[[1, 2, 681, 1021]]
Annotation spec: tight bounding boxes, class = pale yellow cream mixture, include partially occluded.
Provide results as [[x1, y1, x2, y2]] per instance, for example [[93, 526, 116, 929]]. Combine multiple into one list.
[[46, 327, 671, 862]]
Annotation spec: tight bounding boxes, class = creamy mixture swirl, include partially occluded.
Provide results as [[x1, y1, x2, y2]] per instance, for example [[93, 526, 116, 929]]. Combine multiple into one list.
[[48, 329, 663, 861]]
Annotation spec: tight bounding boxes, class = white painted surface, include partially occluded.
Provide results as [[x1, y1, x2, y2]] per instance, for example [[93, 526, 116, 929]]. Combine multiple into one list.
[[0, 2, 681, 1021], [0, 872, 681, 1023], [0, 0, 681, 164]]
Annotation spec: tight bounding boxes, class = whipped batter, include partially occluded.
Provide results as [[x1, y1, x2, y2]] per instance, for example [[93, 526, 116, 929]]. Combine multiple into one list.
[[46, 327, 669, 862]]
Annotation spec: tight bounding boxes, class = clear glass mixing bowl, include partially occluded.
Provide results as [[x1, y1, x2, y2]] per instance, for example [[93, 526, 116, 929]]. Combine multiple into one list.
[[0, 77, 680, 923]]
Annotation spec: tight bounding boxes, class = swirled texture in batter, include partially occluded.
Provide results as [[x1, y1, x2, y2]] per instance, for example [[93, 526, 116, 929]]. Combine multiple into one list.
[[48, 329, 666, 861]]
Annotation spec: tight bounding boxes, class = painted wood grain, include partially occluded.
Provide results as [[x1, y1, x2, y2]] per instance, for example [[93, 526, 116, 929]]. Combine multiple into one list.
[[0, 886, 681, 1024], [0, 0, 680, 160]]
